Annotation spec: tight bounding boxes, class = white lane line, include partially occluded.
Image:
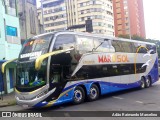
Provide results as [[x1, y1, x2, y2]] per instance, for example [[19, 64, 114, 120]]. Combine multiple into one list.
[[112, 96, 124, 100], [136, 101, 143, 104]]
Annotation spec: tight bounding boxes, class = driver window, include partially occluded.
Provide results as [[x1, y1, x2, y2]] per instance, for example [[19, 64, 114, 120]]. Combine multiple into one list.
[[53, 34, 75, 50]]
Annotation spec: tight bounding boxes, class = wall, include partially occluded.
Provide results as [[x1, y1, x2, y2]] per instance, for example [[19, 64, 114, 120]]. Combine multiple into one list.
[[0, 0, 22, 60]]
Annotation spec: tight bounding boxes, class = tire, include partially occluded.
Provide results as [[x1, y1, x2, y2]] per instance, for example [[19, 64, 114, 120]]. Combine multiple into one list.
[[140, 77, 145, 89], [145, 77, 152, 88], [88, 84, 100, 101], [73, 86, 85, 104]]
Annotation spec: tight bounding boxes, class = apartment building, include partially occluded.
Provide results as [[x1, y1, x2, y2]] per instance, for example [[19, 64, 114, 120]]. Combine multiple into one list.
[[113, 0, 146, 38], [66, 0, 114, 35], [38, 0, 114, 36], [37, 7, 44, 34], [39, 0, 68, 33], [18, 0, 39, 43]]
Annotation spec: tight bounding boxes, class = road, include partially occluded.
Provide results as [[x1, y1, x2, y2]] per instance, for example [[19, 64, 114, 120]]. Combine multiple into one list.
[[1, 80, 160, 120]]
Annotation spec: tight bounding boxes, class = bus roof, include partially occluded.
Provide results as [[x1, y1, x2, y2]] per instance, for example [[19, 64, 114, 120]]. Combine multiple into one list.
[[33, 31, 155, 46]]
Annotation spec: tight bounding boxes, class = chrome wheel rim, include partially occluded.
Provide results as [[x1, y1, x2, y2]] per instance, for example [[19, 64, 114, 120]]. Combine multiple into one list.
[[74, 90, 82, 102], [90, 87, 97, 99]]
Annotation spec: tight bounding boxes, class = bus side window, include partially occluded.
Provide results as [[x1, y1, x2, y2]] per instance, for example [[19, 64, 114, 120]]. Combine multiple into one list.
[[93, 39, 112, 52], [146, 44, 156, 54], [76, 35, 94, 54], [112, 40, 123, 52], [152, 45, 156, 54], [138, 47, 147, 53], [130, 43, 137, 53], [53, 34, 75, 50]]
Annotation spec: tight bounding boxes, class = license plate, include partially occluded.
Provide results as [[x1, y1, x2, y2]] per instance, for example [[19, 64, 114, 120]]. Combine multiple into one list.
[[22, 105, 29, 108]]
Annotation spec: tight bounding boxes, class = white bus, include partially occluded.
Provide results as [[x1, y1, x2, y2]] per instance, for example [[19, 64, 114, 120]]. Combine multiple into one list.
[[2, 31, 158, 108]]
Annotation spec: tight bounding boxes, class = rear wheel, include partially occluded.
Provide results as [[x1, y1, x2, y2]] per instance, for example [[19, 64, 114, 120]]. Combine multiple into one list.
[[88, 84, 99, 101], [140, 77, 145, 89], [145, 77, 152, 88], [73, 86, 85, 104]]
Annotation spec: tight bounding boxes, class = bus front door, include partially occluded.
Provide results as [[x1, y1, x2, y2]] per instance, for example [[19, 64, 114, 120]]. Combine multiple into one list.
[[49, 65, 67, 100]]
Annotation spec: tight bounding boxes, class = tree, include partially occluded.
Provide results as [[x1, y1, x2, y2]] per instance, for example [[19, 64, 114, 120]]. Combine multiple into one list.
[[118, 34, 145, 41], [118, 34, 130, 39], [131, 34, 145, 41]]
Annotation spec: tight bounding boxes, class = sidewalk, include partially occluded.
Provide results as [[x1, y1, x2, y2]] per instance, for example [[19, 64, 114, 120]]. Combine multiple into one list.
[[0, 92, 16, 107]]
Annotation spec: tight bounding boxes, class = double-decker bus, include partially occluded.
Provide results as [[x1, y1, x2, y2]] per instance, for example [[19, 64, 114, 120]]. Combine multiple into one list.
[[2, 31, 159, 108]]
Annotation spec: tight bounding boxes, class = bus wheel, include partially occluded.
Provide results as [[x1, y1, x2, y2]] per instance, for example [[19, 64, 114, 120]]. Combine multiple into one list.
[[73, 86, 85, 104], [145, 77, 152, 88], [140, 77, 145, 89], [88, 84, 99, 101]]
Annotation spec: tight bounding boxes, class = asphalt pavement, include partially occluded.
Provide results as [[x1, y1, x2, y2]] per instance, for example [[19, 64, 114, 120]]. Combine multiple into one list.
[[0, 80, 160, 120]]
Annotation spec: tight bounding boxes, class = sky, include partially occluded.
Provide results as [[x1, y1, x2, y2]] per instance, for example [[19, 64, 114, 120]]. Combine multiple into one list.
[[36, 0, 160, 40]]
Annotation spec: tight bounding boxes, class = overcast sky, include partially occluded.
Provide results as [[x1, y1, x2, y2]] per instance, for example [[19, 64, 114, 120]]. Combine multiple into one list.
[[143, 0, 160, 40], [36, 0, 160, 40]]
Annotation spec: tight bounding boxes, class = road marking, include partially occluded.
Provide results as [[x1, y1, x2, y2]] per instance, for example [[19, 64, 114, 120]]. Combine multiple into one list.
[[112, 96, 124, 100], [136, 101, 143, 104]]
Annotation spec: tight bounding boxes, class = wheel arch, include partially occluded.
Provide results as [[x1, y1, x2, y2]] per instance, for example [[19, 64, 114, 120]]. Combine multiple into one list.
[[88, 82, 101, 96], [147, 74, 152, 84], [73, 84, 87, 100]]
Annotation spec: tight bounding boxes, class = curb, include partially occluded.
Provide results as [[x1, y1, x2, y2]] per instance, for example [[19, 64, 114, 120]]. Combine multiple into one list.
[[0, 103, 9, 107], [0, 100, 16, 108]]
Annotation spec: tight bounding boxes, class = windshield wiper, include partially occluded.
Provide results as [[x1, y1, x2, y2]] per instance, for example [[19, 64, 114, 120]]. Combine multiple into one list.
[[92, 38, 109, 52]]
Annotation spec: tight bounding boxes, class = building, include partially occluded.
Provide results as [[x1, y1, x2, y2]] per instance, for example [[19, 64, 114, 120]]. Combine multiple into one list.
[[0, 0, 21, 94], [0, 0, 21, 60], [113, 0, 146, 38], [18, 0, 39, 43], [39, 0, 68, 33], [66, 0, 114, 35], [37, 7, 44, 34], [38, 0, 114, 36]]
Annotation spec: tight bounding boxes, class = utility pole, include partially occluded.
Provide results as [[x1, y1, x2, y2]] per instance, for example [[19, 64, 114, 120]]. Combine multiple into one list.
[[127, 0, 131, 39]]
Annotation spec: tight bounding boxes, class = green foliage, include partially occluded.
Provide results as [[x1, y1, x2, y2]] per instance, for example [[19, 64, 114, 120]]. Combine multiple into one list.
[[132, 34, 145, 41], [118, 34, 130, 39], [118, 34, 145, 41]]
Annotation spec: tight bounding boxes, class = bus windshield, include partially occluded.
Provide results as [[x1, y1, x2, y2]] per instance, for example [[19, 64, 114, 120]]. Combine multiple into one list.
[[19, 34, 53, 61], [16, 60, 47, 92]]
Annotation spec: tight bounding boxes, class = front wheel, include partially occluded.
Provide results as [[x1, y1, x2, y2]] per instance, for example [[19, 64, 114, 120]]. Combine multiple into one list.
[[73, 86, 85, 104], [88, 84, 99, 101]]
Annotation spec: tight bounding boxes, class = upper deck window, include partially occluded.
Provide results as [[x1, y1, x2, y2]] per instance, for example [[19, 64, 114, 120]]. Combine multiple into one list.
[[146, 44, 156, 54], [111, 40, 154, 53], [53, 34, 75, 50], [20, 34, 53, 59], [76, 35, 94, 54]]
